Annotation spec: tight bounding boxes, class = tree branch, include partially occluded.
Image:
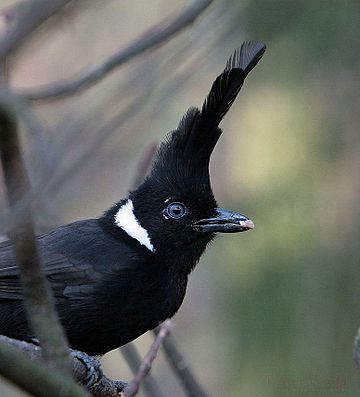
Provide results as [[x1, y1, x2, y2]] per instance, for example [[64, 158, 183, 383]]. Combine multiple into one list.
[[0, 94, 72, 375], [0, 336, 125, 397], [354, 327, 360, 370], [120, 343, 164, 397], [124, 320, 173, 397], [154, 324, 209, 397], [0, 0, 76, 60], [20, 0, 213, 101]]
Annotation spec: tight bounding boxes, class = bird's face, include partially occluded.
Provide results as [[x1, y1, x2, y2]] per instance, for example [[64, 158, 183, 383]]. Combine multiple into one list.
[[117, 178, 254, 261]]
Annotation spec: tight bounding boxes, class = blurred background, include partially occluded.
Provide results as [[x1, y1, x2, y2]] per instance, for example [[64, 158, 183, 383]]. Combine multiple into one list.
[[0, 0, 359, 396]]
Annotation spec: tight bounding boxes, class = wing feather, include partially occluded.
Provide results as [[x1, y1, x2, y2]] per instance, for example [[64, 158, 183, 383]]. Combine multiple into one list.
[[0, 219, 134, 301]]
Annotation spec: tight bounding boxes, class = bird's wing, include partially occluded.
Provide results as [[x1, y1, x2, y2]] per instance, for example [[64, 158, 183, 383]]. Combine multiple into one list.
[[0, 240, 26, 299], [0, 240, 95, 301], [0, 219, 130, 301]]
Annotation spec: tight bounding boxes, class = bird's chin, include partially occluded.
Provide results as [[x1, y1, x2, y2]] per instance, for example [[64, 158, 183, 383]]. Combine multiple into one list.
[[193, 208, 255, 234]]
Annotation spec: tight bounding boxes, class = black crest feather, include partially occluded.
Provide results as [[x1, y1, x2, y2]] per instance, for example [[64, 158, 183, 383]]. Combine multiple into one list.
[[198, 41, 266, 145], [148, 41, 266, 189]]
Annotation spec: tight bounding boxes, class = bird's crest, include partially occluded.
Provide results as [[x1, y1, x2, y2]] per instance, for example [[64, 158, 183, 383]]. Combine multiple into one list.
[[148, 41, 266, 191]]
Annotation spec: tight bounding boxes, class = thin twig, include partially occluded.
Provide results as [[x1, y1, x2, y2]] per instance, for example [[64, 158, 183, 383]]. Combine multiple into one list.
[[354, 327, 360, 370], [124, 320, 173, 397], [20, 0, 213, 101], [0, 94, 72, 375], [154, 324, 209, 397], [121, 343, 165, 397], [0, 335, 126, 397], [0, 0, 75, 60]]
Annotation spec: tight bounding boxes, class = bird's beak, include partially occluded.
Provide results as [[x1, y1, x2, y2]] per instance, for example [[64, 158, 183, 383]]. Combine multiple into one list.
[[193, 208, 255, 233]]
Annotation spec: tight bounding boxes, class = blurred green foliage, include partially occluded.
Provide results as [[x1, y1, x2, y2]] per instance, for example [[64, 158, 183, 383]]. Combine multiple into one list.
[[208, 1, 360, 395]]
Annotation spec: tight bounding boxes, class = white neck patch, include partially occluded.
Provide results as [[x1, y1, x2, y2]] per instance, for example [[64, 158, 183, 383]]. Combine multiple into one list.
[[114, 199, 155, 252]]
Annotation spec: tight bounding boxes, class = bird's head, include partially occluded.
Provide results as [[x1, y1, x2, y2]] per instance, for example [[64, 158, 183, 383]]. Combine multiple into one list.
[[102, 42, 265, 268]]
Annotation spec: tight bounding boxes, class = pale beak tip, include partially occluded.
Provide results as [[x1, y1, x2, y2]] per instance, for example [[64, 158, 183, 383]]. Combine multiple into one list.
[[245, 219, 255, 229]]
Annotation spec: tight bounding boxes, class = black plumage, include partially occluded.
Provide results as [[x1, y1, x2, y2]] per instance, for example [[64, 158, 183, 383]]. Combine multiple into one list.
[[0, 42, 265, 355]]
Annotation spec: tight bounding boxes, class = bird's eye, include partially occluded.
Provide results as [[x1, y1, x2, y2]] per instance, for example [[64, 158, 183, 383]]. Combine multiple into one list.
[[164, 202, 188, 220]]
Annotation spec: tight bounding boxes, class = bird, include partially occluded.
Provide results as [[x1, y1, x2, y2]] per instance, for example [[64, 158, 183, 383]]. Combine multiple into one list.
[[0, 41, 265, 356]]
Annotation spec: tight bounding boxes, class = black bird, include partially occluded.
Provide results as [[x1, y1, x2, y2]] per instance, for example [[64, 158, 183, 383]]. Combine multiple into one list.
[[0, 42, 265, 356]]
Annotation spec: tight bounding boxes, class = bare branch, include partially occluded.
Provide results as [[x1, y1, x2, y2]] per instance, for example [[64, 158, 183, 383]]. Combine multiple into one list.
[[0, 92, 71, 375], [0, 0, 76, 60], [154, 324, 209, 397], [0, 337, 87, 397], [0, 335, 126, 397], [354, 327, 360, 370], [121, 343, 164, 397], [124, 320, 173, 397], [20, 0, 213, 101]]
